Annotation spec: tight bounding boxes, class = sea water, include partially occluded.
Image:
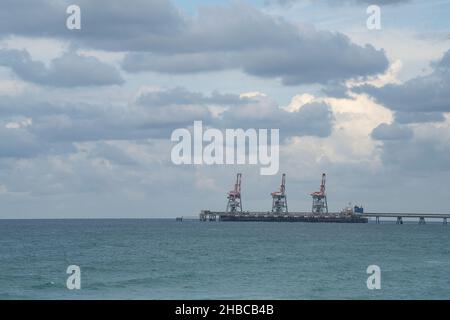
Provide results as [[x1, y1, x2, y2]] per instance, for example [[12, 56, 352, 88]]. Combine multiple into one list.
[[0, 219, 449, 299]]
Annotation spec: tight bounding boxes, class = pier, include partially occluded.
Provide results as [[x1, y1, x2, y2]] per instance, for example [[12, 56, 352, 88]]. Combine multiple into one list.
[[361, 212, 450, 225], [199, 211, 368, 223], [199, 211, 450, 224], [198, 173, 450, 225]]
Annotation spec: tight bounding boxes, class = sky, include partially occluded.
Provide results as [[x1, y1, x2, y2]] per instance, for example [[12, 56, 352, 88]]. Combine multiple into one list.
[[0, 0, 449, 218]]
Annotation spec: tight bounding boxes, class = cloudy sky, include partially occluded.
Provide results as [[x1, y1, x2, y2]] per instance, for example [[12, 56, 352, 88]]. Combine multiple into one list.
[[0, 0, 449, 218]]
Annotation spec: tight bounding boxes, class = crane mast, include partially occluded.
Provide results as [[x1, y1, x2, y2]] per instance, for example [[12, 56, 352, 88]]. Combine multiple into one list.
[[226, 173, 243, 213], [311, 173, 328, 214], [271, 173, 288, 214]]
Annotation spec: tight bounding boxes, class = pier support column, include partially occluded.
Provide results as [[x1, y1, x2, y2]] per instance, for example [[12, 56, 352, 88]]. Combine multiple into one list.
[[200, 210, 210, 222], [444, 218, 448, 225], [396, 216, 403, 225], [419, 217, 425, 225], [375, 216, 380, 224]]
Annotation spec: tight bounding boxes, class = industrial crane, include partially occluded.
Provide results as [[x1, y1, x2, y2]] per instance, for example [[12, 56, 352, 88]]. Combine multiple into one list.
[[311, 173, 328, 214], [271, 173, 288, 213], [226, 173, 242, 213]]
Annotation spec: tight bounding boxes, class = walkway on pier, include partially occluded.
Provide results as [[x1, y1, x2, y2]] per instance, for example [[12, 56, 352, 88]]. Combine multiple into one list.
[[199, 210, 450, 224], [361, 212, 450, 225]]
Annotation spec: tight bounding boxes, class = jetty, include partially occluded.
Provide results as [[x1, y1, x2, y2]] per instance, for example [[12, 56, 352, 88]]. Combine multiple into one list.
[[199, 173, 450, 224]]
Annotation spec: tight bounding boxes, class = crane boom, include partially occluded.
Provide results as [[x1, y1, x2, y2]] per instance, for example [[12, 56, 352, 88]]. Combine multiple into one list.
[[226, 173, 243, 213], [271, 173, 288, 213], [320, 173, 326, 195], [310, 173, 328, 214]]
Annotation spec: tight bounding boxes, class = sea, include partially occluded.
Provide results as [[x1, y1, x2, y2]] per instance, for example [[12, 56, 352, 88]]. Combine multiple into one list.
[[0, 219, 449, 299]]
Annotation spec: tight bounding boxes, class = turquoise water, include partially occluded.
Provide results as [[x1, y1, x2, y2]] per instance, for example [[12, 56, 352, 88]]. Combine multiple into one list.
[[0, 219, 449, 299]]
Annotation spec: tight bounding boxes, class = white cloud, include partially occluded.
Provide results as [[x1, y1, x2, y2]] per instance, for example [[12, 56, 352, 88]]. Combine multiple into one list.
[[284, 93, 315, 112], [5, 118, 32, 129], [0, 78, 27, 95], [347, 59, 403, 88], [0, 36, 68, 65], [347, 28, 450, 81], [279, 85, 393, 174], [239, 91, 267, 98]]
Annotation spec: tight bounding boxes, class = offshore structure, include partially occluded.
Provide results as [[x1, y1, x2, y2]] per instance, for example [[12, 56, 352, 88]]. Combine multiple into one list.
[[311, 173, 328, 214], [199, 173, 450, 224], [200, 173, 367, 223], [226, 173, 242, 213], [271, 173, 288, 214]]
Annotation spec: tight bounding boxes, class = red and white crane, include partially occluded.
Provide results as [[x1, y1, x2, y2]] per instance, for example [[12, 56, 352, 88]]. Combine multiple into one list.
[[311, 173, 328, 214], [226, 173, 242, 213], [271, 173, 288, 213]]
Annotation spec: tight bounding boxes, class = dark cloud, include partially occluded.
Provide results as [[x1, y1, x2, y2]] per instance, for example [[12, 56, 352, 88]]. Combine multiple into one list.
[[363, 51, 450, 176], [121, 3, 388, 85], [0, 0, 388, 86], [0, 92, 209, 154], [0, 125, 43, 158], [239, 39, 387, 85], [376, 134, 450, 172], [84, 141, 139, 166], [0, 121, 76, 158], [369, 116, 450, 179], [0, 0, 183, 43], [0, 87, 334, 159], [357, 50, 450, 122], [394, 111, 445, 124], [0, 49, 124, 87], [136, 87, 250, 107], [321, 82, 351, 99], [130, 94, 335, 144], [27, 104, 210, 143], [122, 52, 234, 74], [286, 102, 334, 137], [122, 34, 388, 86], [371, 123, 413, 140], [217, 97, 334, 139], [76, 1, 297, 53], [0, 0, 65, 37]]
